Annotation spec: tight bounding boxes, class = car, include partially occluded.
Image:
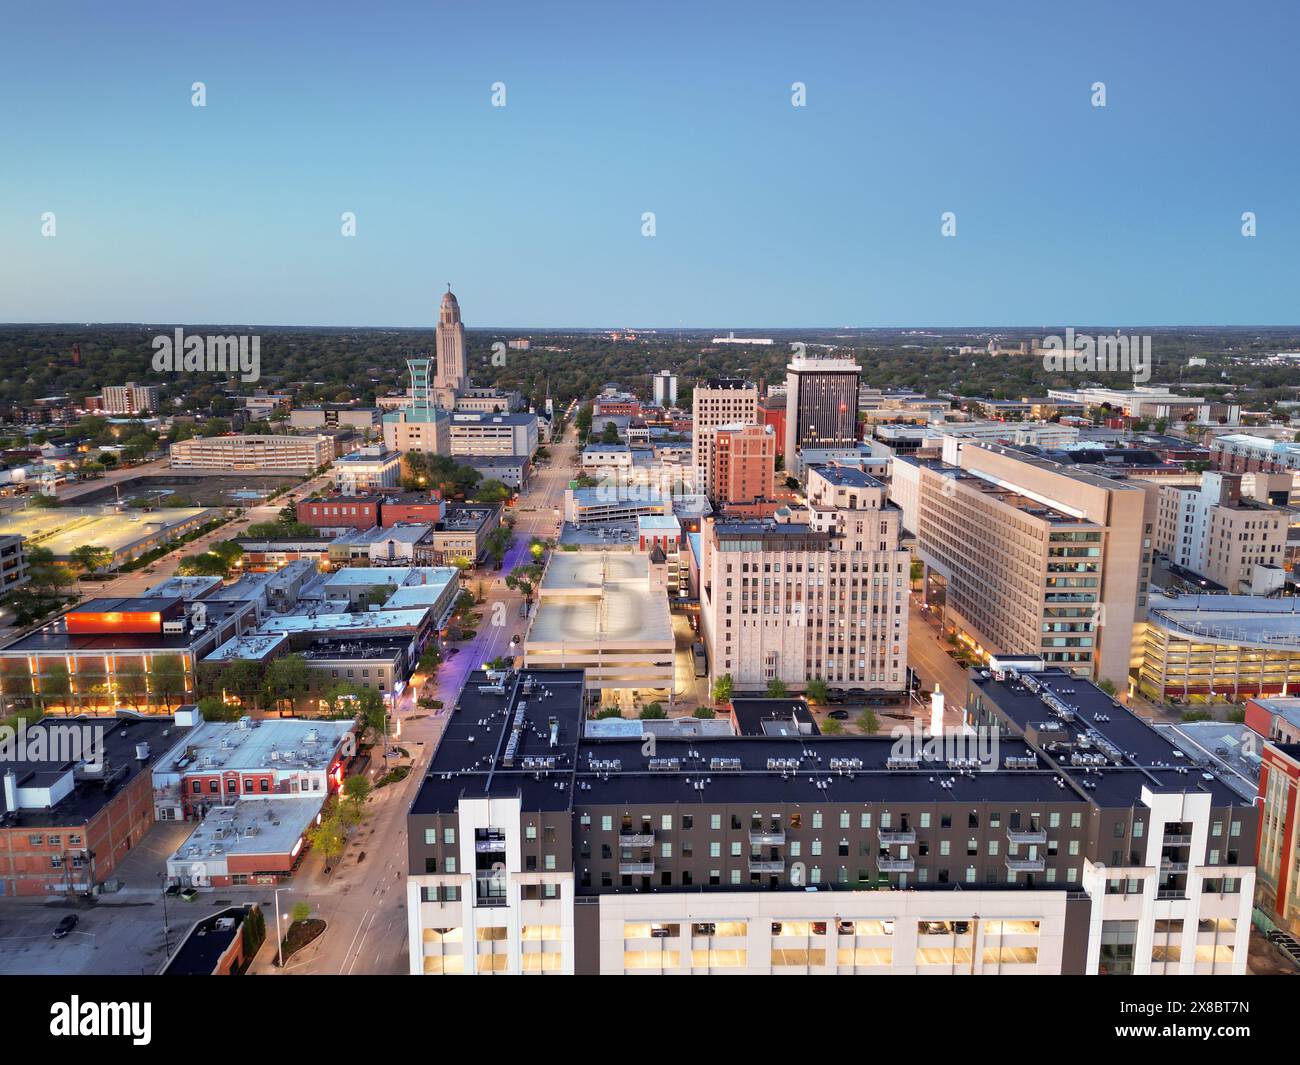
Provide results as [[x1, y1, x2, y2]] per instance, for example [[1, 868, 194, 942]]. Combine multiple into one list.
[[52, 914, 79, 939], [827, 710, 850, 720], [448, 647, 461, 656], [511, 634, 522, 644]]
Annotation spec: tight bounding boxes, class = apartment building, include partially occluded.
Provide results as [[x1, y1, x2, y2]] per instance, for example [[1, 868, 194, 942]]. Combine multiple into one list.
[[0, 534, 28, 594], [1212, 433, 1300, 474], [1256, 740, 1300, 938], [692, 378, 759, 498], [1155, 472, 1289, 593], [710, 424, 776, 507], [289, 406, 381, 430], [100, 382, 159, 415], [698, 469, 910, 695], [902, 443, 1150, 689], [169, 434, 333, 474], [406, 666, 1255, 975], [784, 355, 861, 467]]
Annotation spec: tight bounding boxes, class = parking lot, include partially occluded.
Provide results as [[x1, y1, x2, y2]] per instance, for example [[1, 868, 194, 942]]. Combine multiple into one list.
[[0, 821, 265, 975]]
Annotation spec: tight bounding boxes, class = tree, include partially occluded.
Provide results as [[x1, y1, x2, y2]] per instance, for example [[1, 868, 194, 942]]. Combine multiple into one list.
[[196, 694, 243, 721], [290, 901, 312, 924], [177, 552, 231, 577], [39, 662, 73, 714], [1097, 678, 1117, 697], [639, 702, 667, 719], [692, 706, 716, 719], [473, 479, 511, 504], [116, 660, 149, 711], [804, 678, 829, 705], [711, 673, 733, 704], [342, 774, 372, 806], [221, 659, 265, 713], [264, 654, 310, 716], [485, 525, 514, 566], [599, 421, 620, 444], [70, 544, 113, 576], [766, 678, 788, 698], [149, 655, 186, 710], [307, 814, 346, 872], [856, 709, 881, 735], [506, 562, 544, 610], [821, 717, 844, 735], [594, 707, 623, 719]]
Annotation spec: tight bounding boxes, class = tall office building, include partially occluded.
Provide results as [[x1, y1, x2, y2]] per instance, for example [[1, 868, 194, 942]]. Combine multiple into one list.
[[434, 286, 468, 406], [710, 424, 776, 507], [652, 370, 678, 408], [784, 356, 861, 465], [692, 378, 758, 498], [698, 465, 910, 693], [100, 382, 159, 414], [898, 442, 1150, 689]]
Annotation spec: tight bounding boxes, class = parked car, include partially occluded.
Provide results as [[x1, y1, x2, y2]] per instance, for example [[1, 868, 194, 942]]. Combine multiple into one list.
[[52, 914, 79, 939], [828, 710, 850, 720]]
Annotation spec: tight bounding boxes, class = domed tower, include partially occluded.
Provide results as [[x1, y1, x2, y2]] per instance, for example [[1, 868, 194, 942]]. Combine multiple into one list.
[[434, 283, 468, 398]]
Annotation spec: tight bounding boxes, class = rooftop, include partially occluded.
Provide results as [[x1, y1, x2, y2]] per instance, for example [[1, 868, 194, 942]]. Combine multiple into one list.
[[168, 797, 321, 863], [156, 716, 352, 775]]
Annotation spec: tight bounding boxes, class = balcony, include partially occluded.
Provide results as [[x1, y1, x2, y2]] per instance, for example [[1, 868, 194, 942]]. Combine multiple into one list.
[[475, 836, 507, 854], [619, 862, 655, 875], [877, 857, 914, 873], [1162, 833, 1193, 846], [749, 831, 786, 846], [748, 859, 785, 874], [1160, 858, 1190, 873], [618, 833, 655, 847], [878, 828, 916, 845], [1005, 856, 1045, 873], [1006, 828, 1047, 845]]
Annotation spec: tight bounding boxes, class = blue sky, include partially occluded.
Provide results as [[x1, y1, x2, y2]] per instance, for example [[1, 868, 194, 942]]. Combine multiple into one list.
[[2, 0, 1297, 327]]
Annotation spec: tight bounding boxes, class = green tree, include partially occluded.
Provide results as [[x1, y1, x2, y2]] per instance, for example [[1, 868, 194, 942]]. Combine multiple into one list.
[[39, 662, 73, 714], [196, 694, 243, 721], [116, 660, 149, 711], [639, 702, 667, 719], [70, 544, 113, 575], [692, 706, 716, 719], [307, 814, 346, 872], [263, 654, 310, 716], [856, 709, 881, 735], [505, 562, 544, 611], [821, 717, 844, 735], [290, 901, 312, 924], [595, 707, 623, 719], [473, 479, 512, 504], [804, 678, 829, 705], [766, 678, 788, 698], [149, 655, 186, 710], [342, 774, 372, 806], [220, 659, 265, 713], [711, 673, 733, 704]]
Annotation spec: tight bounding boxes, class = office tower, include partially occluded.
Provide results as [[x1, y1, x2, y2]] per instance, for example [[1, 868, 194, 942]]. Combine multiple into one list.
[[652, 370, 678, 407], [434, 285, 468, 405], [692, 377, 758, 498], [698, 465, 909, 693], [710, 424, 776, 506], [784, 355, 861, 463], [902, 442, 1149, 689]]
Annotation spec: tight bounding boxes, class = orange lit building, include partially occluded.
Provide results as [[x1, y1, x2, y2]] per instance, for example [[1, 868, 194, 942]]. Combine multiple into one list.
[[710, 424, 776, 507]]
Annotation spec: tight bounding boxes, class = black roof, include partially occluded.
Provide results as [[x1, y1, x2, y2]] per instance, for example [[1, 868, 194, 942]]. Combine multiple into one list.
[[161, 906, 250, 975]]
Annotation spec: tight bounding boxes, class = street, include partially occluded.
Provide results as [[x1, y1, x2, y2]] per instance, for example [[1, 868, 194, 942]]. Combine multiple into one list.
[[247, 418, 577, 975]]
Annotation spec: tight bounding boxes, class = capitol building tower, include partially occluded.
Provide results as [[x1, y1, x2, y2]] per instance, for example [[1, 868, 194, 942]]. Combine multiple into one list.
[[434, 284, 468, 406]]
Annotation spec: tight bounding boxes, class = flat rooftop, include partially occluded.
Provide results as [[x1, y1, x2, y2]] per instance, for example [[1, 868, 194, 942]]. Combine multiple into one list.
[[257, 608, 432, 636], [971, 668, 1252, 808], [529, 553, 672, 645], [2, 599, 252, 654], [169, 797, 321, 862], [159, 716, 351, 775], [0, 714, 193, 826], [0, 505, 214, 559], [204, 632, 288, 662], [1148, 591, 1300, 651]]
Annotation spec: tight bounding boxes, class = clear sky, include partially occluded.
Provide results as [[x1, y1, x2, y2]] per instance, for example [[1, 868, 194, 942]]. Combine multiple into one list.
[[2, 0, 1296, 327]]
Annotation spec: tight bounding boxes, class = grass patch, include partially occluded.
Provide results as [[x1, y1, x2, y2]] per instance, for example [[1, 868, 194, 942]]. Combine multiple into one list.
[[375, 765, 411, 788]]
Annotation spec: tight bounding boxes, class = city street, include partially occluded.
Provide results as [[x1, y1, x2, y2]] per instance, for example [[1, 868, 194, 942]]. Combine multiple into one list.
[[248, 418, 577, 975]]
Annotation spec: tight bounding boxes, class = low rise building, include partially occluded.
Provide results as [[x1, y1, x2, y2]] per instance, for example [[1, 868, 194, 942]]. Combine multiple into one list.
[[297, 496, 382, 535], [0, 713, 194, 896], [334, 446, 402, 493], [170, 434, 333, 474]]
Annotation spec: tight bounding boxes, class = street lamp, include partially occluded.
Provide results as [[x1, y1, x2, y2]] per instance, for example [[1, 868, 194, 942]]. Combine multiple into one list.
[[157, 872, 171, 955]]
